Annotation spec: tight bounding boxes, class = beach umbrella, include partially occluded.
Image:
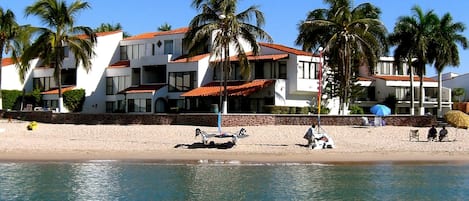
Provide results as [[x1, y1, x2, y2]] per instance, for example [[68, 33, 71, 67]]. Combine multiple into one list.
[[370, 104, 391, 116], [444, 110, 469, 128]]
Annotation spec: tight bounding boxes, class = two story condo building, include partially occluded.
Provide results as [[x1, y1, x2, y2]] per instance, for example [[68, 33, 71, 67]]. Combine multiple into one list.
[[1, 28, 452, 115]]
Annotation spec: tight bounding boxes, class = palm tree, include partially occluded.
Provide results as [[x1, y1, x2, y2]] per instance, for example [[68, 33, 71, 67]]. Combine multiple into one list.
[[22, 0, 97, 112], [95, 22, 130, 38], [185, 0, 272, 114], [429, 13, 467, 117], [0, 7, 22, 110], [389, 22, 417, 115], [296, 0, 388, 115], [389, 6, 438, 115], [157, 22, 172, 31]]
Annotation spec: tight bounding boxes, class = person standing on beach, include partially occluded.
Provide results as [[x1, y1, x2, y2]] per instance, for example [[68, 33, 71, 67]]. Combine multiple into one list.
[[428, 125, 437, 141]]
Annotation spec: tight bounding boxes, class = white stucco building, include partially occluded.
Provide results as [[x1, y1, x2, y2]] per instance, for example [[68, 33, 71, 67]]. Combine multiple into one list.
[[1, 28, 453, 115], [442, 72, 469, 102]]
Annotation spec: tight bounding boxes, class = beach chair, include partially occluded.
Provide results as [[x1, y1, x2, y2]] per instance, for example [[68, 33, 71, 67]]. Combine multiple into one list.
[[409, 129, 419, 141]]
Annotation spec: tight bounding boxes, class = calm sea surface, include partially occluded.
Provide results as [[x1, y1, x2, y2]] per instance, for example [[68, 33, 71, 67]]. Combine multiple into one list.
[[0, 161, 468, 201]]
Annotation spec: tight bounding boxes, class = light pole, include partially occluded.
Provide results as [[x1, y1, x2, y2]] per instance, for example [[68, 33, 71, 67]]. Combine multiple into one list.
[[317, 47, 324, 131]]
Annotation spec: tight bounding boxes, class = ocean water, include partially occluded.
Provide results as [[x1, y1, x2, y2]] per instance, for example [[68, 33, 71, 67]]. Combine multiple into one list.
[[0, 161, 468, 201]]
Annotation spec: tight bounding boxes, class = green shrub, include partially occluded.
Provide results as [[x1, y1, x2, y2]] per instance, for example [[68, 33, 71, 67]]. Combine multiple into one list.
[[311, 105, 330, 114], [299, 107, 310, 114], [349, 105, 364, 114], [1, 90, 22, 110], [23, 89, 42, 108], [63, 89, 86, 112]]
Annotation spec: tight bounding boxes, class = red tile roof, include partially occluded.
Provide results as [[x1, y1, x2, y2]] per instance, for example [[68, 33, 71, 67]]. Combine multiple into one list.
[[230, 53, 289, 61], [259, 43, 313, 56], [41, 86, 75, 95], [181, 79, 275, 97], [77, 30, 122, 39], [1, 58, 14, 66], [124, 27, 189, 41], [374, 75, 436, 82], [108, 60, 130, 68], [119, 84, 166, 94], [358, 75, 436, 82], [172, 53, 210, 63]]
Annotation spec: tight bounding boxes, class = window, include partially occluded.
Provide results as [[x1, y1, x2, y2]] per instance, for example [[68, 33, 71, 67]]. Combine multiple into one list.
[[231, 64, 243, 80], [169, 71, 197, 92], [132, 68, 141, 85], [43, 100, 58, 110], [152, 44, 156, 56], [164, 40, 173, 54], [396, 87, 411, 100], [128, 99, 135, 112], [298, 61, 318, 79], [106, 76, 130, 95], [279, 61, 287, 79], [255, 63, 264, 79], [146, 99, 152, 112], [128, 98, 151, 112], [120, 44, 145, 60], [33, 77, 57, 92], [106, 78, 113, 95], [120, 46, 128, 60]]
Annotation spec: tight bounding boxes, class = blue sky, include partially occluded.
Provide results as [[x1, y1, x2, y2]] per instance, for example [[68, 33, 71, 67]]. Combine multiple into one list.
[[2, 0, 469, 77]]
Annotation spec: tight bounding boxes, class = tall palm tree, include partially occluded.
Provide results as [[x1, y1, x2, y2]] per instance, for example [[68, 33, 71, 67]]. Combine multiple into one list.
[[21, 0, 97, 112], [430, 13, 467, 117], [296, 0, 388, 115], [185, 0, 272, 114], [0, 7, 22, 110], [389, 6, 438, 115]]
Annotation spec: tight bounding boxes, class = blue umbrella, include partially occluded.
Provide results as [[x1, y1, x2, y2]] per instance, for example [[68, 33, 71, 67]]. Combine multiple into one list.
[[370, 104, 391, 116]]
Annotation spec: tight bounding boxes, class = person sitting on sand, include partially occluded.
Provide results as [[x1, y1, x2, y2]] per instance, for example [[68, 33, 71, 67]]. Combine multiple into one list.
[[303, 124, 316, 149], [439, 126, 448, 142], [427, 125, 437, 141]]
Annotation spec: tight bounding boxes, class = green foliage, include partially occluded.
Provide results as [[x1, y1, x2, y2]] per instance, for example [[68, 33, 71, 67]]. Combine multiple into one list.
[[23, 88, 42, 106], [264, 105, 311, 114], [349, 105, 364, 114], [452, 88, 465, 102], [296, 0, 387, 114], [63, 89, 85, 112], [1, 90, 22, 110], [311, 105, 330, 114]]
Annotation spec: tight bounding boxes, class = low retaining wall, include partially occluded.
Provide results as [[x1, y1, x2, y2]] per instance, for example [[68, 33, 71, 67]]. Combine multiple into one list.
[[1, 110, 436, 127]]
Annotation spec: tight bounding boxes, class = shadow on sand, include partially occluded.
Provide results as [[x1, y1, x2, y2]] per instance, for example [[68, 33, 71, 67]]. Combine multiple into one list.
[[174, 142, 235, 149]]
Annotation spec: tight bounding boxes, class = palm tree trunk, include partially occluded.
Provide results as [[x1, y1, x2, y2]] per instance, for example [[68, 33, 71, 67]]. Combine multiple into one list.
[[408, 58, 415, 115], [419, 68, 425, 115], [56, 55, 63, 113], [222, 44, 229, 114], [437, 71, 443, 117]]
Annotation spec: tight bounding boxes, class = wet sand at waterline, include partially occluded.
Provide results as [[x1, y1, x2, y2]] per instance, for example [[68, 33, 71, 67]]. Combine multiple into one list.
[[0, 119, 468, 164]]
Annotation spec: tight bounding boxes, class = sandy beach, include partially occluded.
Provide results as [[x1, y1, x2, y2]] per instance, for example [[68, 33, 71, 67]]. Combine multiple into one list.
[[0, 118, 468, 164]]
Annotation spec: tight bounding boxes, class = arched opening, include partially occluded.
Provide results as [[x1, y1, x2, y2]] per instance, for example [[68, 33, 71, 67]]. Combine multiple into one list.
[[155, 98, 167, 113]]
